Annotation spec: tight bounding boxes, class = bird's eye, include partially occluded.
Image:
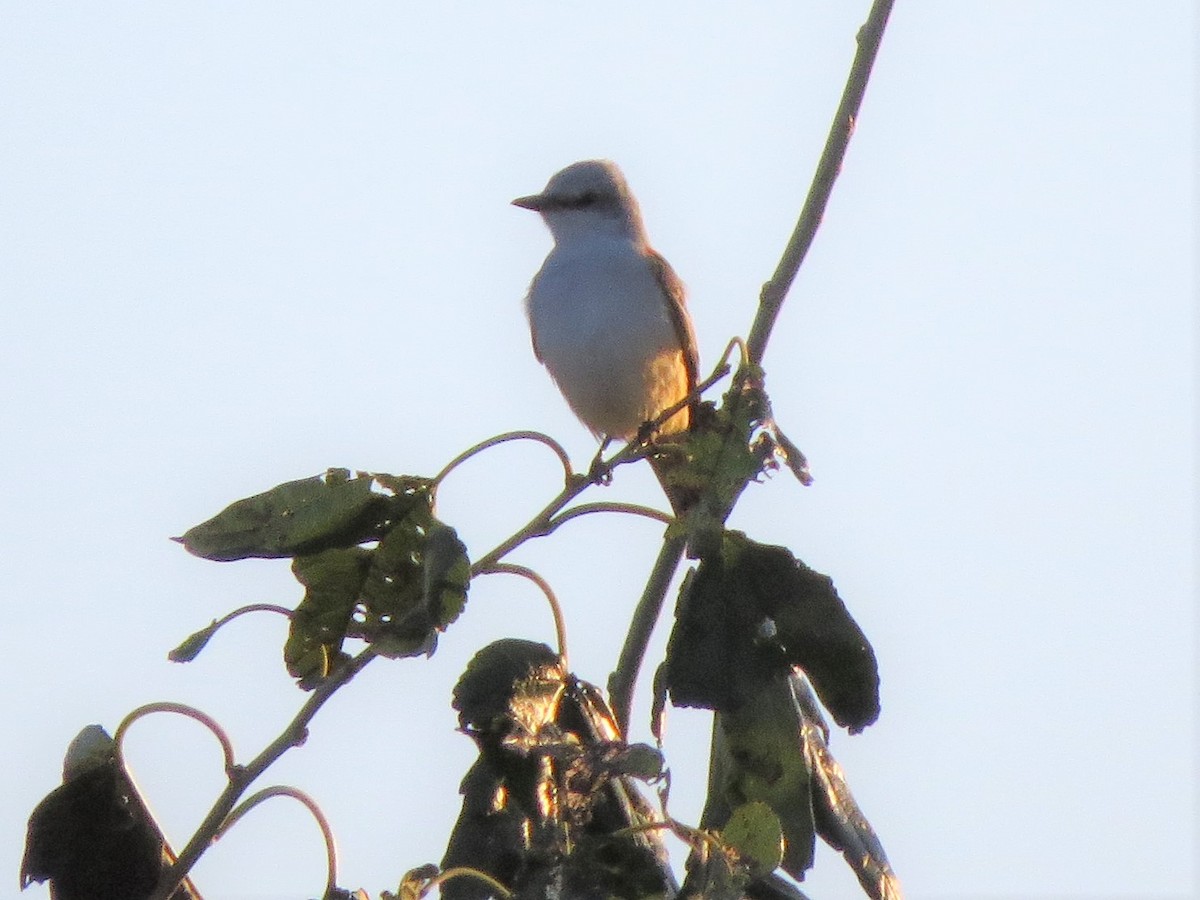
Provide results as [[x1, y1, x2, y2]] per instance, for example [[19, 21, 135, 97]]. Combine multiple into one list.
[[574, 190, 599, 207]]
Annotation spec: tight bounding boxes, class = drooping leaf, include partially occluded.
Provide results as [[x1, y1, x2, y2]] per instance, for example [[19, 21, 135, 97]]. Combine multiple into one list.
[[664, 552, 778, 713], [701, 675, 816, 881], [803, 699, 903, 900], [665, 531, 880, 733], [21, 726, 201, 900], [285, 547, 371, 687], [740, 541, 880, 733], [420, 521, 472, 630], [359, 512, 470, 660], [176, 469, 399, 561]]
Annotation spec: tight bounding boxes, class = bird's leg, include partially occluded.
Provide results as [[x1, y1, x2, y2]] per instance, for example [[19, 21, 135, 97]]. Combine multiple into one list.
[[634, 417, 661, 446], [587, 437, 614, 485]]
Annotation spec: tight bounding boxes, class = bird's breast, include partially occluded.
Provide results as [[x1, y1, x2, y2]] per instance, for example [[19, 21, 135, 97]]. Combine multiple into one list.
[[526, 244, 689, 439]]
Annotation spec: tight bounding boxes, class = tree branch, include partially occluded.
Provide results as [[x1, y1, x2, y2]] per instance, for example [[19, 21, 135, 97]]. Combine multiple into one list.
[[149, 648, 378, 900], [747, 0, 896, 365], [609, 0, 897, 737]]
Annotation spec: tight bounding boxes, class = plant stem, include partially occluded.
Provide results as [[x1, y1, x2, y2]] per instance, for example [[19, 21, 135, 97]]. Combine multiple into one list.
[[611, 0, 897, 738], [747, 0, 896, 365], [609, 530, 688, 735], [148, 648, 378, 900]]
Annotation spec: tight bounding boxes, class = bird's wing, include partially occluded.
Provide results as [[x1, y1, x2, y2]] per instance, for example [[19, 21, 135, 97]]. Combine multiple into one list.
[[647, 249, 699, 391], [524, 281, 545, 363]]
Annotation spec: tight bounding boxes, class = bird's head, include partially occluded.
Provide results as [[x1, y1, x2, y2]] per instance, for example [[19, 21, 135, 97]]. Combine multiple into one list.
[[512, 159, 646, 244]]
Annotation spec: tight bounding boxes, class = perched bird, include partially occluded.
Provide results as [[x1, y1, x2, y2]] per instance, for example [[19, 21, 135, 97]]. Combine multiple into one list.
[[514, 160, 699, 450]]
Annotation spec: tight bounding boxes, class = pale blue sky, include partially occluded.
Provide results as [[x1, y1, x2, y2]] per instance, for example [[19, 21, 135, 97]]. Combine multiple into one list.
[[1, 4, 1194, 899]]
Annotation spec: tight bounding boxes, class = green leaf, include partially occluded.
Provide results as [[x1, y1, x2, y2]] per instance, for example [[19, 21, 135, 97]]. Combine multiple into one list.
[[358, 507, 470, 659], [653, 390, 767, 522], [702, 675, 817, 881], [285, 547, 370, 687], [721, 801, 784, 878], [176, 469, 399, 561], [607, 743, 665, 782]]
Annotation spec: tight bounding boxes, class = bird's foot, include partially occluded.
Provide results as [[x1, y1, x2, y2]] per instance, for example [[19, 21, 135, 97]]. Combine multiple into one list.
[[587, 440, 613, 486]]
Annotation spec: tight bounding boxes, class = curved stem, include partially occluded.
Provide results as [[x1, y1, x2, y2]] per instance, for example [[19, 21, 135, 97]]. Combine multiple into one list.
[[716, 336, 749, 373], [217, 785, 338, 900], [115, 702, 237, 774], [149, 648, 378, 900], [747, 0, 896, 365], [477, 562, 571, 667], [432, 430, 574, 493], [424, 867, 514, 900], [216, 602, 293, 622], [546, 501, 674, 531]]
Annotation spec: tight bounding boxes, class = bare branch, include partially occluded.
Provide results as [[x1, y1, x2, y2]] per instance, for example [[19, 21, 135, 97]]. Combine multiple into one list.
[[747, 0, 896, 364], [217, 785, 338, 900]]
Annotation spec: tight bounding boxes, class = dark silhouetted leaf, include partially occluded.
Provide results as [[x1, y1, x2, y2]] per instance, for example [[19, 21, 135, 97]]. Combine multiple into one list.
[[741, 541, 879, 734], [665, 531, 879, 733], [443, 640, 676, 900], [21, 725, 200, 900], [804, 698, 902, 900], [357, 509, 470, 660], [285, 547, 370, 686]]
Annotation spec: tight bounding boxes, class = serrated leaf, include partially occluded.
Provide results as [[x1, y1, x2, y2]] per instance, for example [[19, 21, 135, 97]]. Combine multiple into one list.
[[721, 801, 784, 878], [357, 505, 470, 659]]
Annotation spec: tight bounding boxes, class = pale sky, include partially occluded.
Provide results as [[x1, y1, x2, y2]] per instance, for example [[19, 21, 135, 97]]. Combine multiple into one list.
[[1, 4, 1195, 899]]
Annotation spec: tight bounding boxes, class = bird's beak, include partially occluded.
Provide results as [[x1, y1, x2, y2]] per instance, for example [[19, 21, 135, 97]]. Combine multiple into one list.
[[512, 193, 547, 211]]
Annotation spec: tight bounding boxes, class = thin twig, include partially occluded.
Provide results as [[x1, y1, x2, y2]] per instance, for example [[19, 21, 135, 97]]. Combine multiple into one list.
[[423, 867, 514, 900], [608, 530, 688, 735], [149, 648, 378, 900], [747, 0, 896, 365], [546, 501, 674, 530], [477, 562, 571, 667], [217, 785, 339, 900], [432, 430, 574, 493]]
